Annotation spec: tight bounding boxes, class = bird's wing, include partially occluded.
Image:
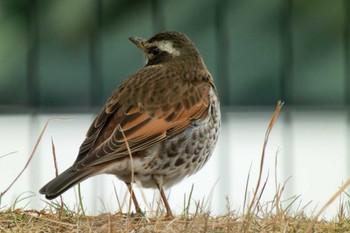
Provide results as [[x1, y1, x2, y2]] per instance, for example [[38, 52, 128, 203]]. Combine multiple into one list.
[[73, 66, 212, 170]]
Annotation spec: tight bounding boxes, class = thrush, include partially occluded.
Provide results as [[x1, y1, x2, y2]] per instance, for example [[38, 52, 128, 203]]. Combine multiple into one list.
[[39, 31, 221, 217]]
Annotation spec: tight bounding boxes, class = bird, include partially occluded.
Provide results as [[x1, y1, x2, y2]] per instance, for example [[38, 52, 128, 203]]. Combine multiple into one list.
[[39, 31, 221, 217]]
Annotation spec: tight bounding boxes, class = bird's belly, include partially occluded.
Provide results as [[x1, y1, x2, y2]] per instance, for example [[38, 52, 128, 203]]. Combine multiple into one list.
[[101, 89, 220, 189], [101, 119, 219, 189]]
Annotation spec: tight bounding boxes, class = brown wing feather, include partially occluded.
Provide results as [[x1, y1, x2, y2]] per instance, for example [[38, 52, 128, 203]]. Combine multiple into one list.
[[73, 65, 212, 169], [76, 96, 209, 168]]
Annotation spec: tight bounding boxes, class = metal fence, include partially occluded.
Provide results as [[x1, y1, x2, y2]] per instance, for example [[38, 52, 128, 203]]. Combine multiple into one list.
[[1, 0, 350, 109]]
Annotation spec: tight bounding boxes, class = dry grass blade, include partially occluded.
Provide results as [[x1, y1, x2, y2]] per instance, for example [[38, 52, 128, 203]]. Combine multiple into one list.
[[242, 163, 253, 217], [245, 101, 284, 230], [117, 124, 135, 222], [0, 119, 51, 198], [51, 137, 59, 178], [0, 151, 18, 159], [112, 182, 123, 214], [249, 101, 284, 211], [0, 117, 73, 198], [305, 178, 350, 233], [50, 137, 65, 213]]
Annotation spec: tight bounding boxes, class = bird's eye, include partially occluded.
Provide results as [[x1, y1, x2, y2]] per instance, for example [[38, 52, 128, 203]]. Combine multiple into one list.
[[149, 46, 160, 56]]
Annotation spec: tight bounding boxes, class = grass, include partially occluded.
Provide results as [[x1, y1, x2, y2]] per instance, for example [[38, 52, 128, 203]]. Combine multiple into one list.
[[1, 101, 350, 232], [1, 204, 350, 232]]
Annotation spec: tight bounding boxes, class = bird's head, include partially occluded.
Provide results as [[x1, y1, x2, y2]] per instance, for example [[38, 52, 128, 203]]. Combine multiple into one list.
[[129, 31, 201, 66]]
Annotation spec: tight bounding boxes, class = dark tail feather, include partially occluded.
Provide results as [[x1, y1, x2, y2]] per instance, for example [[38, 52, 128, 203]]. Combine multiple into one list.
[[39, 166, 96, 200]]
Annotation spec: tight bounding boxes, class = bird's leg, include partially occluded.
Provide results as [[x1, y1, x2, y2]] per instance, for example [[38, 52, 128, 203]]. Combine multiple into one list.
[[125, 182, 142, 214], [155, 181, 173, 218]]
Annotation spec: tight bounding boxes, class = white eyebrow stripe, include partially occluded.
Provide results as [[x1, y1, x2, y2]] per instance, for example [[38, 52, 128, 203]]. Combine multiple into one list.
[[156, 41, 180, 56]]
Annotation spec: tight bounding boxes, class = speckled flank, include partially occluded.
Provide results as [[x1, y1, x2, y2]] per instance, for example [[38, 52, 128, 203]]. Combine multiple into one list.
[[100, 88, 220, 188]]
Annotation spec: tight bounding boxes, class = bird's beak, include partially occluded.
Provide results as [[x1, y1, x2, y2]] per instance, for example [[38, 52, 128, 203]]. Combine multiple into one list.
[[129, 36, 146, 50]]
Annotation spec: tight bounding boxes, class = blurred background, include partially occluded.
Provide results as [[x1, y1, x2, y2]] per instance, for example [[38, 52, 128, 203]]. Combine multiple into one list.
[[1, 0, 349, 218]]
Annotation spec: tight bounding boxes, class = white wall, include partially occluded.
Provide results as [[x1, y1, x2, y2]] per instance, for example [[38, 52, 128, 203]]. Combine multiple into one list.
[[0, 110, 349, 218]]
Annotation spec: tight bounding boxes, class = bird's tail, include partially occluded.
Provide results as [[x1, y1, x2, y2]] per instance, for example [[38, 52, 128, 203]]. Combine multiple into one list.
[[39, 166, 97, 200]]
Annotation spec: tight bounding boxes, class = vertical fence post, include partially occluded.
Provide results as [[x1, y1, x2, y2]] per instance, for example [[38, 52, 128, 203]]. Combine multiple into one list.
[[89, 0, 103, 108], [26, 0, 42, 208], [215, 0, 231, 213], [280, 0, 295, 196], [151, 0, 165, 33], [280, 0, 293, 105], [215, 0, 229, 106], [343, 0, 350, 182], [27, 0, 39, 108], [88, 0, 104, 213]]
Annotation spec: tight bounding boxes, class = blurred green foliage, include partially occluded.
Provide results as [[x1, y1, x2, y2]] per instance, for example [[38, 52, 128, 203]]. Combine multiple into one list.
[[0, 0, 348, 110]]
